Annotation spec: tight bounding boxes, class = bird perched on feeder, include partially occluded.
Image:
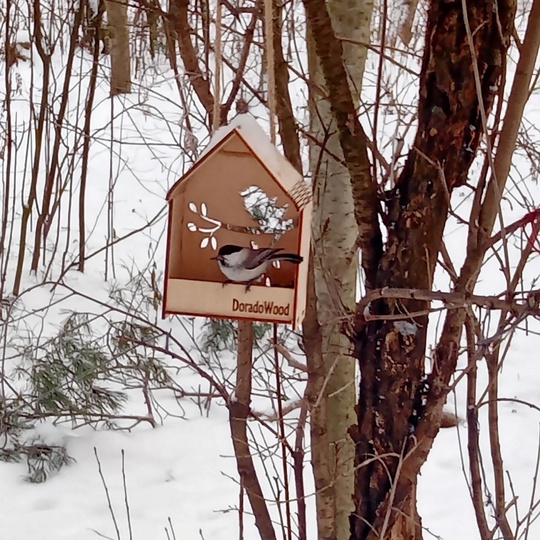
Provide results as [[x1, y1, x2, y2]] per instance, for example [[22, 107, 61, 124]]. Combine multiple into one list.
[[213, 244, 303, 290]]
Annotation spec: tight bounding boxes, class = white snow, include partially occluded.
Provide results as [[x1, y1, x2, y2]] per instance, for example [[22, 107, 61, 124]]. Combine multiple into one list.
[[393, 320, 418, 336]]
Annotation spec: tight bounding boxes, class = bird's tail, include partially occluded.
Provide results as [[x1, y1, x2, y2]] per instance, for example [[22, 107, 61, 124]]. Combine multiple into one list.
[[273, 253, 303, 264]]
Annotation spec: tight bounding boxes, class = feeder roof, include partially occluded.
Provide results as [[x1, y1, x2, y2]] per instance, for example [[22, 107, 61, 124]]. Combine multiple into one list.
[[167, 114, 307, 201]]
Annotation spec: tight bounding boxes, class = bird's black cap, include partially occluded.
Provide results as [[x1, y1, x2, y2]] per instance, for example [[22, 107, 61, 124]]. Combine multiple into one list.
[[217, 244, 245, 256]]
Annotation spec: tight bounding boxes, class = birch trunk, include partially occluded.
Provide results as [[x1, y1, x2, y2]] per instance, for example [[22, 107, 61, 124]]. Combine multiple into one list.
[[306, 1, 372, 538]]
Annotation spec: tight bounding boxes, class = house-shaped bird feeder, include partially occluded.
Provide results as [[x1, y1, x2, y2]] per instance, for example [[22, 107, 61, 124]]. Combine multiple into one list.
[[163, 114, 312, 329]]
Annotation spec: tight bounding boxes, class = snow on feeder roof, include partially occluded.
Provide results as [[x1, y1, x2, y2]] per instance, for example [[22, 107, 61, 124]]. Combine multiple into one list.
[[163, 114, 312, 329]]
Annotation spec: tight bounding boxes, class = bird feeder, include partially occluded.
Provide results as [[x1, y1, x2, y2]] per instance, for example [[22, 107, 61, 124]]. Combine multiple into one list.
[[163, 114, 312, 329]]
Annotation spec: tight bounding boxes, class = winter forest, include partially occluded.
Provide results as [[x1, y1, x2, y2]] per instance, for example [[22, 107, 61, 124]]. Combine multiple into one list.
[[1, 0, 540, 539]]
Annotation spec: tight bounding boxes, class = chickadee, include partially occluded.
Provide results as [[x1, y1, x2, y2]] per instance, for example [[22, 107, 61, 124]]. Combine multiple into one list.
[[213, 244, 303, 290]]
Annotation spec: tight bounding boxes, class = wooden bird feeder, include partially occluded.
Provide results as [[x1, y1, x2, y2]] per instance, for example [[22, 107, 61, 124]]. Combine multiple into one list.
[[163, 114, 312, 329]]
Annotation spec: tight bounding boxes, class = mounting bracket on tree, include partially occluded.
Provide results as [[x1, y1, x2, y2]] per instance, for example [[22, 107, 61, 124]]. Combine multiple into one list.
[[163, 114, 312, 329]]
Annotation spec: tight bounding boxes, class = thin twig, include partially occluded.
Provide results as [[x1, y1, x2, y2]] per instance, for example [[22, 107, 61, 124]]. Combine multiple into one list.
[[121, 450, 133, 540], [94, 448, 121, 540]]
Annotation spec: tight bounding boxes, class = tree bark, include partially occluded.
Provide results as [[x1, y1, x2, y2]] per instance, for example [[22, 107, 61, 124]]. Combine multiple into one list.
[[352, 0, 515, 538], [105, 0, 131, 95], [306, 0, 372, 538], [302, 0, 516, 537], [229, 321, 277, 540], [169, 0, 217, 124], [393, 3, 540, 535]]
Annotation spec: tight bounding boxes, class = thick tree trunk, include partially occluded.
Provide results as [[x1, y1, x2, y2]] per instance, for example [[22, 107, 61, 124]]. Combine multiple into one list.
[[105, 0, 131, 95], [306, 0, 372, 538], [301, 0, 515, 537], [352, 1, 515, 538]]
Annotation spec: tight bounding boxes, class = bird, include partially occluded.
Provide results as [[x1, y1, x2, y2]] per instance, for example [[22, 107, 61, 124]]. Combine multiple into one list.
[[213, 244, 303, 290]]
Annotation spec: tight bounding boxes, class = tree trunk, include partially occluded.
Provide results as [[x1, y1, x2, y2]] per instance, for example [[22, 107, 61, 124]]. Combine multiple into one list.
[[352, 0, 515, 538], [105, 0, 131, 95], [301, 0, 515, 537], [306, 0, 372, 539]]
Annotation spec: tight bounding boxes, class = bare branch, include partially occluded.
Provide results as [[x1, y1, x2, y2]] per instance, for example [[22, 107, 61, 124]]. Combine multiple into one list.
[[169, 0, 217, 125]]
